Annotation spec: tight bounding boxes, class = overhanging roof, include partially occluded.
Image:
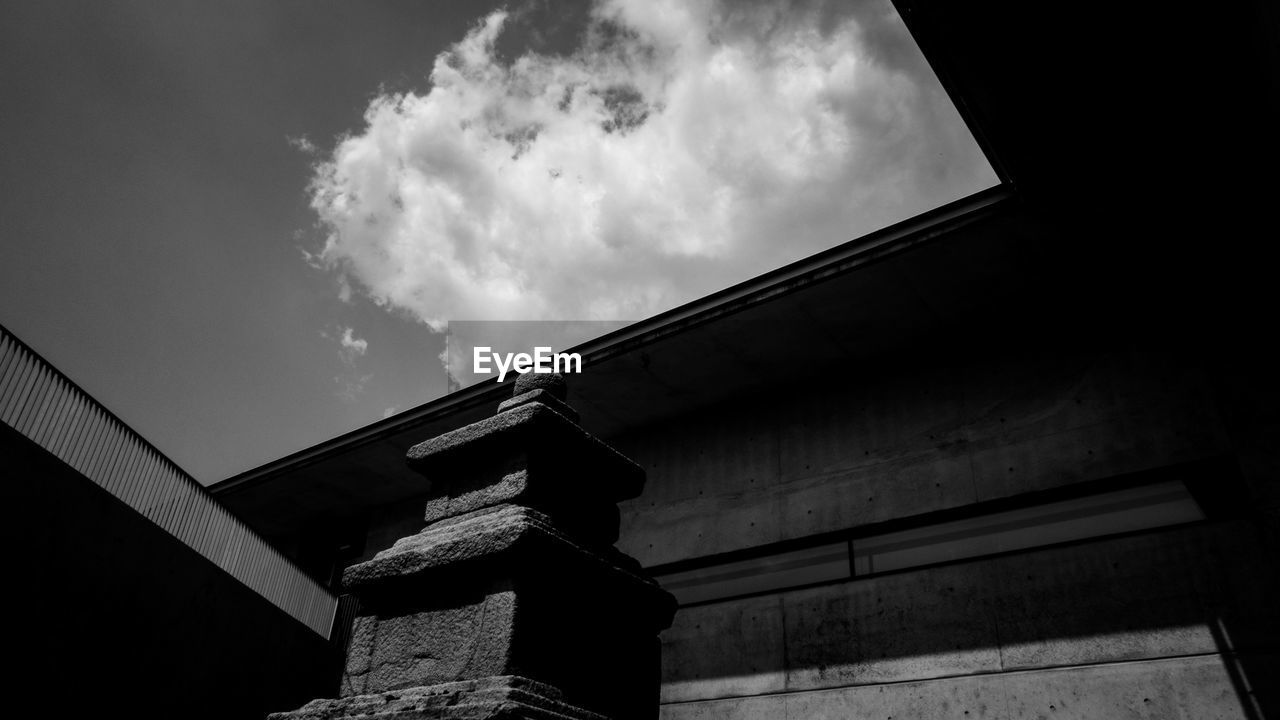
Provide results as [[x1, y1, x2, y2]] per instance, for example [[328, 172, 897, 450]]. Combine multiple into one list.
[[211, 185, 1040, 540]]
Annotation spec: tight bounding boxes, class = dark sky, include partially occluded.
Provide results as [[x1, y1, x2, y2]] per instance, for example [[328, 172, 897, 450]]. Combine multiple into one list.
[[0, 0, 994, 483]]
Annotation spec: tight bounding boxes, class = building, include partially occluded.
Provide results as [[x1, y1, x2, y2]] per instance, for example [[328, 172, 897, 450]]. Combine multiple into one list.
[[7, 1, 1279, 718], [212, 2, 1280, 717], [1, 324, 343, 718]]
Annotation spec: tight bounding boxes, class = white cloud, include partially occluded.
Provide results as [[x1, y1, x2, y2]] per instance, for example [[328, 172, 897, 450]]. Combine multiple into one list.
[[307, 0, 996, 330], [287, 134, 319, 155], [319, 326, 372, 399], [339, 327, 368, 355]]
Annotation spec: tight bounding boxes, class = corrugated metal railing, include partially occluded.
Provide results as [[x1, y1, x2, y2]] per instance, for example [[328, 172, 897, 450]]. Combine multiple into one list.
[[0, 324, 338, 638]]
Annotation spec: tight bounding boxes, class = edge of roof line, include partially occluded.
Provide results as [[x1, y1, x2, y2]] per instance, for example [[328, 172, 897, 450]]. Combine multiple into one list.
[[210, 184, 1015, 496]]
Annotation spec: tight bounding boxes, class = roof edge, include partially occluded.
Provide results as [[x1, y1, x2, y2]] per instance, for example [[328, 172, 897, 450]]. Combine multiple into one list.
[[210, 184, 1014, 497]]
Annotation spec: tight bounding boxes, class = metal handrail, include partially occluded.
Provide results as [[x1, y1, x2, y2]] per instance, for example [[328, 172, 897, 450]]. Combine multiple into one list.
[[0, 324, 338, 638]]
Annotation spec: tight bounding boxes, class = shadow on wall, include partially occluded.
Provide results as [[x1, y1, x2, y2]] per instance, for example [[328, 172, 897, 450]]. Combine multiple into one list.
[[656, 517, 1280, 719], [604, 330, 1279, 717]]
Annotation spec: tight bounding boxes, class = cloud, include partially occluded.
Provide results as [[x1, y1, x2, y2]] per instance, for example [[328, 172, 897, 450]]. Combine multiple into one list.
[[321, 326, 371, 398], [339, 326, 368, 356], [287, 134, 319, 155], [320, 324, 372, 399], [322, 326, 369, 359], [306, 0, 996, 330], [335, 372, 373, 402]]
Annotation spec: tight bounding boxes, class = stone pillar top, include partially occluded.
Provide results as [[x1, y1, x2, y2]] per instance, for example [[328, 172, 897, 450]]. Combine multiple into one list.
[[496, 371, 577, 421], [404, 372, 642, 520], [513, 371, 567, 399], [269, 370, 676, 720]]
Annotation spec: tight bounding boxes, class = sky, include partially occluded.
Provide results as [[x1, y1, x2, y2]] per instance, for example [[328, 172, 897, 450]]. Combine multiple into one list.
[[0, 0, 996, 484]]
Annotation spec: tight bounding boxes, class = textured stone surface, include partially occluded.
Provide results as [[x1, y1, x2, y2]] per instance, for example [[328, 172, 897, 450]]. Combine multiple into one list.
[[344, 505, 671, 620], [408, 401, 643, 544], [343, 588, 518, 696], [499, 388, 579, 423], [336, 505, 672, 719], [420, 464, 621, 546], [339, 505, 675, 712], [278, 373, 674, 720], [409, 375, 640, 548], [273, 676, 606, 720], [407, 403, 642, 502], [513, 372, 568, 400]]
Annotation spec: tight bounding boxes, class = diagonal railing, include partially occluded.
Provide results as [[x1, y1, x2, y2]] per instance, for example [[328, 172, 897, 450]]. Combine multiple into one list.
[[0, 324, 337, 637]]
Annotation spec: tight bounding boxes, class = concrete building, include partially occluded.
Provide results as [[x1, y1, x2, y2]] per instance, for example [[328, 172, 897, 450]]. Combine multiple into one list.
[[7, 1, 1278, 718], [1, 325, 344, 718], [209, 2, 1280, 718]]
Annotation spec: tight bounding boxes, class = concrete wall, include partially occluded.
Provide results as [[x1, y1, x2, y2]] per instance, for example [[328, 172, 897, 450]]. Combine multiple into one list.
[[346, 335, 1279, 719], [612, 342, 1230, 567], [3, 424, 343, 720], [658, 522, 1277, 718], [605, 337, 1278, 719]]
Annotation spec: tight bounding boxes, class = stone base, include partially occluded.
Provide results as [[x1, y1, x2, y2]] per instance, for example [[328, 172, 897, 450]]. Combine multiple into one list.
[[338, 504, 670, 720], [269, 676, 607, 720]]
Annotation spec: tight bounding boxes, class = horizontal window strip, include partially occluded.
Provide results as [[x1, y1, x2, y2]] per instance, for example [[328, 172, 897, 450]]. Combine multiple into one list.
[[658, 543, 850, 605], [654, 479, 1204, 607], [852, 480, 1202, 575]]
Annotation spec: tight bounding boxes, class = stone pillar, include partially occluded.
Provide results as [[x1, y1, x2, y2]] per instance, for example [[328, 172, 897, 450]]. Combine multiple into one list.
[[271, 373, 676, 720]]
